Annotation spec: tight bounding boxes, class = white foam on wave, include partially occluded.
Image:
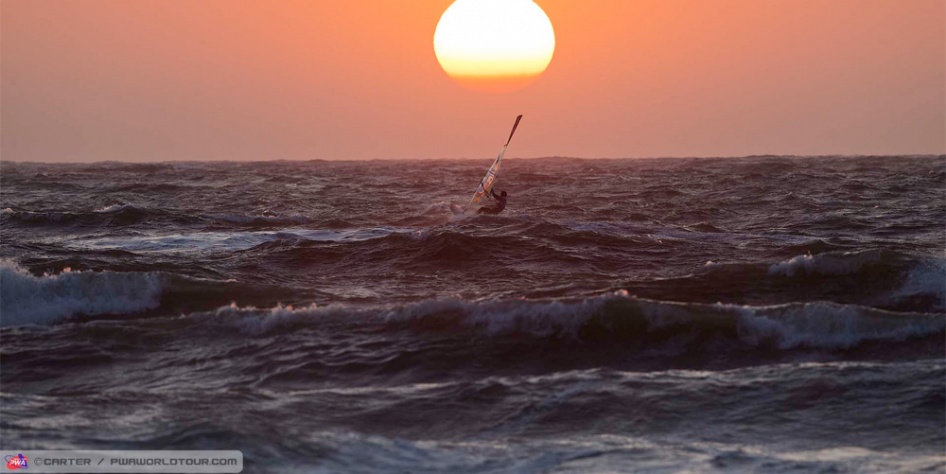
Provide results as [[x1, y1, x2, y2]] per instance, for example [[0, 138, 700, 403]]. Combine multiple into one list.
[[768, 250, 945, 309], [382, 295, 612, 338], [66, 227, 403, 254], [201, 294, 619, 337], [210, 302, 335, 334], [0, 262, 164, 327], [204, 291, 944, 349], [94, 204, 132, 213], [894, 257, 946, 309], [767, 250, 884, 277], [730, 301, 944, 349]]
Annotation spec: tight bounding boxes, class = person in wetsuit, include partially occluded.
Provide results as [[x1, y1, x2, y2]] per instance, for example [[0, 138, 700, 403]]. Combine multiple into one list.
[[477, 189, 508, 215]]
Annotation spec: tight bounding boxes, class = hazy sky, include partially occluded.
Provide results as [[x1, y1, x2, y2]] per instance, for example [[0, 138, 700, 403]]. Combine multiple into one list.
[[2, 0, 944, 162]]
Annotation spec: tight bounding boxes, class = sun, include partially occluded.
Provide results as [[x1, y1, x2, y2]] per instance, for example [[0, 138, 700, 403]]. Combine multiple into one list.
[[434, 0, 555, 93]]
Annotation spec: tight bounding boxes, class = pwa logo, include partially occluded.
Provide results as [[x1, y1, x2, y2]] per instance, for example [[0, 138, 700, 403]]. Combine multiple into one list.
[[4, 454, 28, 470]]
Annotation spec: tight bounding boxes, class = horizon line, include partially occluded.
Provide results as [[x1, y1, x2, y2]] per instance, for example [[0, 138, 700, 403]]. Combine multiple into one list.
[[1, 153, 944, 165]]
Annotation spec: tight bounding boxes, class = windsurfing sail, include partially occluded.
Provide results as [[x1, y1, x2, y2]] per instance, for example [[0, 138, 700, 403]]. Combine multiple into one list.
[[468, 115, 522, 208]]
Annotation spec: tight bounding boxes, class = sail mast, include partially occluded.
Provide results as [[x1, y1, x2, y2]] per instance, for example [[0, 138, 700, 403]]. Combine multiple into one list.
[[468, 115, 522, 207]]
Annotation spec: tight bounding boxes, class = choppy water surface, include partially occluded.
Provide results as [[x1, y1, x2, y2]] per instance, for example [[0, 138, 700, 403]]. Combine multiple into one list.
[[2, 156, 944, 473]]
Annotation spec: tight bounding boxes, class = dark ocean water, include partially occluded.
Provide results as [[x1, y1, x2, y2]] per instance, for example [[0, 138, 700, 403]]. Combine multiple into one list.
[[1, 156, 944, 473]]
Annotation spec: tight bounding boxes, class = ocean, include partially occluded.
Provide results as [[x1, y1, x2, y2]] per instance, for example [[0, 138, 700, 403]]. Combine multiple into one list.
[[1, 155, 944, 473]]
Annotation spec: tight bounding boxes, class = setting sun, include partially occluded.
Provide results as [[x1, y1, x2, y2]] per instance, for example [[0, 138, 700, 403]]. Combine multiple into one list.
[[434, 0, 555, 93]]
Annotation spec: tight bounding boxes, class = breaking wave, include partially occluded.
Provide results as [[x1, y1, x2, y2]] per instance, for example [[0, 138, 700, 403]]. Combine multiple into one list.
[[199, 292, 944, 351], [0, 262, 164, 326]]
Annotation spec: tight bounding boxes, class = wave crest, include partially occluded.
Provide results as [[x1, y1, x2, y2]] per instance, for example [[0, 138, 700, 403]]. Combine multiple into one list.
[[199, 292, 944, 351], [0, 262, 164, 326]]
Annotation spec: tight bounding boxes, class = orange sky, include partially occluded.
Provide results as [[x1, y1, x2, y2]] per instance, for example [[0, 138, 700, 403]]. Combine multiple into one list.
[[2, 0, 944, 162]]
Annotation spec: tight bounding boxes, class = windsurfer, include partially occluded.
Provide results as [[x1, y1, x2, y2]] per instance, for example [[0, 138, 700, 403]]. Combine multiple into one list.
[[477, 189, 508, 214]]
